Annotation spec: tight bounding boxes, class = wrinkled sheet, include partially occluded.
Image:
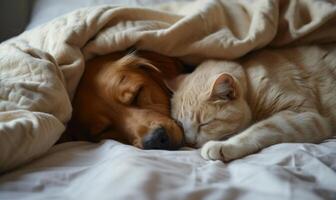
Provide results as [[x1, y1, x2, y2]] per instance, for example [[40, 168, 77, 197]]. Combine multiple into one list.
[[1, 139, 336, 200]]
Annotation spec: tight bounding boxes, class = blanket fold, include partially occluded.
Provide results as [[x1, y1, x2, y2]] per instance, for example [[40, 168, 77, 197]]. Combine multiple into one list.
[[0, 0, 335, 172]]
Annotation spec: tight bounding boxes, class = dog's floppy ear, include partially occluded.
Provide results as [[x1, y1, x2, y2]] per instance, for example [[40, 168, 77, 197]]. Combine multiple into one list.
[[119, 50, 187, 93], [136, 61, 162, 74], [57, 120, 87, 143], [131, 50, 183, 79], [118, 53, 162, 74]]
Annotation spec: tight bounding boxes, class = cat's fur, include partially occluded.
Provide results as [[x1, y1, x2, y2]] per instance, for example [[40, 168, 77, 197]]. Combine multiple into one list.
[[171, 45, 336, 161]]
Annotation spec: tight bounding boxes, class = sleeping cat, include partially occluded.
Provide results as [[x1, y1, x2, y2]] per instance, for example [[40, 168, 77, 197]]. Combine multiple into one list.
[[170, 45, 336, 161]]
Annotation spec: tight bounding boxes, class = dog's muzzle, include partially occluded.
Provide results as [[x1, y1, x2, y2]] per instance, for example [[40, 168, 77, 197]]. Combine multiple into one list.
[[142, 127, 171, 150]]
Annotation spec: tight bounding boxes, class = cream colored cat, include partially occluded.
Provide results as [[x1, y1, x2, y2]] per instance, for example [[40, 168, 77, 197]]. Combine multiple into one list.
[[171, 45, 336, 162]]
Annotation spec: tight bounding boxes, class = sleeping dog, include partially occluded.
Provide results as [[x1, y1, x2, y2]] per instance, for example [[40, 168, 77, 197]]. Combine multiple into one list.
[[62, 51, 184, 150]]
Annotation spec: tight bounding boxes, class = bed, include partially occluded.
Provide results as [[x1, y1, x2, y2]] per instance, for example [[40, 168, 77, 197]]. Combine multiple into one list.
[[0, 0, 336, 199]]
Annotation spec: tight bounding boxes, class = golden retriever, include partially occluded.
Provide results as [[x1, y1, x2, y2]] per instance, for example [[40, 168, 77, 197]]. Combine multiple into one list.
[[62, 51, 185, 150]]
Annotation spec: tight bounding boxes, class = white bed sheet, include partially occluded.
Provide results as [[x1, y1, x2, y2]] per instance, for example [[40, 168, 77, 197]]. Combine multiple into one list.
[[1, 139, 336, 200]]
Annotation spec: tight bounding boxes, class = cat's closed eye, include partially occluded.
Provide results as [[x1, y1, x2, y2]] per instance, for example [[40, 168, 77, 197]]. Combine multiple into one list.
[[198, 119, 216, 131], [200, 120, 213, 127]]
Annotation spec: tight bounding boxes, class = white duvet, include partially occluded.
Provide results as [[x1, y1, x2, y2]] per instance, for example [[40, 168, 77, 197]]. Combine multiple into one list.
[[0, 0, 336, 199]]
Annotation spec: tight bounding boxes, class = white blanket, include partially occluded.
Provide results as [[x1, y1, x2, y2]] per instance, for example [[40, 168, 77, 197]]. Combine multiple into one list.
[[0, 0, 336, 198]]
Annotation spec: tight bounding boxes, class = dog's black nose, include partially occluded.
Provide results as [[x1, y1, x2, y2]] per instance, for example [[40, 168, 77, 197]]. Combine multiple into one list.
[[142, 127, 170, 150]]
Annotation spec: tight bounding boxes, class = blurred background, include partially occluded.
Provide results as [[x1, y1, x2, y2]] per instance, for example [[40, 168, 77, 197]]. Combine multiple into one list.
[[0, 0, 33, 42]]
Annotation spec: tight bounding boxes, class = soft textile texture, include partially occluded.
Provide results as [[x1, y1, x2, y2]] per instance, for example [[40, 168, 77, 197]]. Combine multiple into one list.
[[0, 0, 336, 172], [0, 139, 336, 200]]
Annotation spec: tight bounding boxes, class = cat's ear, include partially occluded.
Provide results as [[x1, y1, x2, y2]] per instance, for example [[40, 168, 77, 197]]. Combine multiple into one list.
[[164, 74, 188, 93], [210, 73, 238, 101]]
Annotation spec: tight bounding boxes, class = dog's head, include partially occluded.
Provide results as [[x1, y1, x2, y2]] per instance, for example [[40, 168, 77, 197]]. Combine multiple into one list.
[[67, 51, 184, 150]]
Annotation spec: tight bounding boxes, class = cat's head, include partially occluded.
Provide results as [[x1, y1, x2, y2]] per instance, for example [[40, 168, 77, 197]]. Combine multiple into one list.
[[169, 60, 252, 148]]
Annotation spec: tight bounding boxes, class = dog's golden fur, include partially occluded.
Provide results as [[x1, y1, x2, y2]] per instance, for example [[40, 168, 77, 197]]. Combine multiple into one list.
[[62, 51, 184, 150]]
